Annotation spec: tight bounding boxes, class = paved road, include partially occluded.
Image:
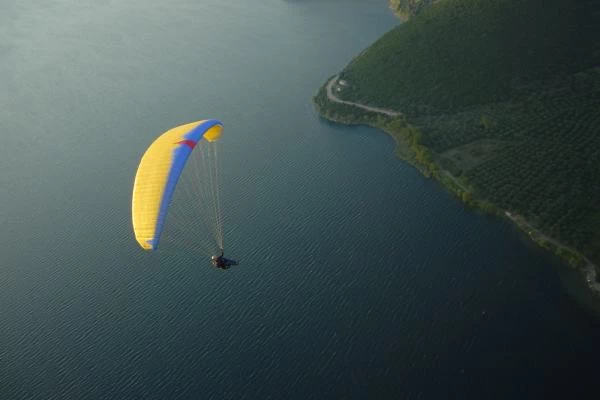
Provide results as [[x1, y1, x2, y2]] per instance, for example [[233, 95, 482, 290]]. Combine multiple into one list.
[[326, 75, 402, 117]]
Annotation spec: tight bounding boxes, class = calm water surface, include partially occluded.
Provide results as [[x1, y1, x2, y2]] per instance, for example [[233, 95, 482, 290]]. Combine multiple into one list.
[[1, 1, 600, 399]]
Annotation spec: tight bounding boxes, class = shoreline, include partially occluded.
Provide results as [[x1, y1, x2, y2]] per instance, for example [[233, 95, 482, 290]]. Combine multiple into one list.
[[315, 75, 600, 296]]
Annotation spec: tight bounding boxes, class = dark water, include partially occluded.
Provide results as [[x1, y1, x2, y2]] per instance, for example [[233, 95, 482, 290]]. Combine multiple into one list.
[[1, 1, 599, 399]]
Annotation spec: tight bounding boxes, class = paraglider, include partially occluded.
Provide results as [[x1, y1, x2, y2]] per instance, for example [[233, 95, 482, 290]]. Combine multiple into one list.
[[211, 250, 239, 270], [131, 119, 238, 267]]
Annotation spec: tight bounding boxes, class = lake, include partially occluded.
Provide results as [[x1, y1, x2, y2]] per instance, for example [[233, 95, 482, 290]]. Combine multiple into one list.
[[1, 0, 600, 399]]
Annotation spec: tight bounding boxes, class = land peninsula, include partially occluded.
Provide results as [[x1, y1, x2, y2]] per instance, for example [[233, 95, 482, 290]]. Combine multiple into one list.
[[314, 0, 600, 292]]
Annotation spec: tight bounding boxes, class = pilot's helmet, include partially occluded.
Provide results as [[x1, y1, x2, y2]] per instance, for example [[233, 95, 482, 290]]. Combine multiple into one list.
[[211, 256, 217, 260]]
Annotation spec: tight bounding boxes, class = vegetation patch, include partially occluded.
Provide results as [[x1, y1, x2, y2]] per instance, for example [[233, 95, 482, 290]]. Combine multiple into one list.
[[439, 139, 512, 174]]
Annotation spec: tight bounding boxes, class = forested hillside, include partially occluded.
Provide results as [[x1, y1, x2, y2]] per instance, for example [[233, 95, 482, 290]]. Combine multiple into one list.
[[316, 0, 600, 266], [341, 0, 599, 115]]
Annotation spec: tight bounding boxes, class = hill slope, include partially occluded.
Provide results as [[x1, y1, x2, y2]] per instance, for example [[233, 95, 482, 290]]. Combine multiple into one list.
[[315, 0, 600, 272], [340, 0, 599, 115]]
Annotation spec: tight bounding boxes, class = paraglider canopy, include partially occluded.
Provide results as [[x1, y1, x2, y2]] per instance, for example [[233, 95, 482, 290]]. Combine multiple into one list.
[[131, 119, 223, 251]]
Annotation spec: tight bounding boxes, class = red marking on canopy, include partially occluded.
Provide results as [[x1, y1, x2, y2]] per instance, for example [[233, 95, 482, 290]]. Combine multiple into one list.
[[176, 140, 197, 149]]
